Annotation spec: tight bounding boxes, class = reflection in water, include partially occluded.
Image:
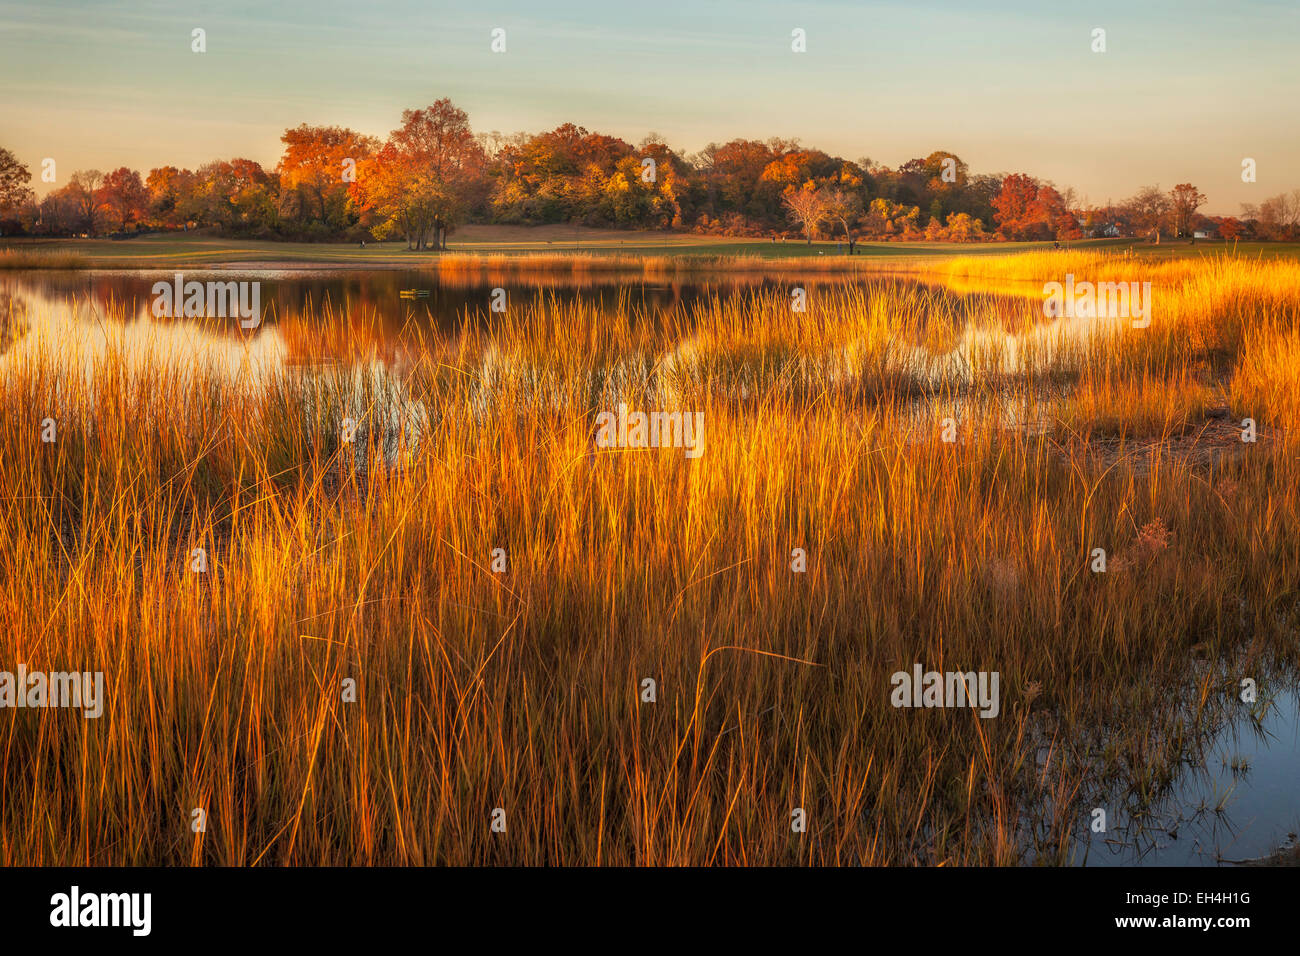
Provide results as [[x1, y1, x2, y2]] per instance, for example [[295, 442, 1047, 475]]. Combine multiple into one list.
[[1, 267, 1106, 383], [3, 267, 1094, 425], [3, 267, 813, 338], [0, 293, 288, 394], [0, 284, 429, 453], [1083, 685, 1299, 866], [2, 265, 1048, 337]]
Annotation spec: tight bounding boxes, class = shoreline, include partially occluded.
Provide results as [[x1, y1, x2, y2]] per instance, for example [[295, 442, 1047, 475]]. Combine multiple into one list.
[[4, 234, 1293, 274]]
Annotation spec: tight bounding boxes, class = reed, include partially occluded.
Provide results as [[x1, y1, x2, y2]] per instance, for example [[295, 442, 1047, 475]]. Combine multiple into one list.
[[1, 253, 1295, 865], [0, 248, 89, 270]]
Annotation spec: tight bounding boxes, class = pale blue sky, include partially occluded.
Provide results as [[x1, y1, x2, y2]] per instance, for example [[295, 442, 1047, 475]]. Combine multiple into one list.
[[2, 0, 1296, 213]]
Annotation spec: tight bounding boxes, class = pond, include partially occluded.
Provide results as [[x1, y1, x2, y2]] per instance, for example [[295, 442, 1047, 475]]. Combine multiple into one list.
[[2, 267, 854, 337], [1081, 684, 1299, 866]]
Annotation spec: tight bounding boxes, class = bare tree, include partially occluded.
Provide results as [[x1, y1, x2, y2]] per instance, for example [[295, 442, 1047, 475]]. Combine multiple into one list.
[[821, 186, 862, 253], [68, 169, 104, 235], [1247, 189, 1300, 240], [1127, 185, 1171, 243], [782, 183, 830, 244]]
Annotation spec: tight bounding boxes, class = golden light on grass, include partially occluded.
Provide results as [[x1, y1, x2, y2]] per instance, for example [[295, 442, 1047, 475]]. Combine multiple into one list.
[[0, 251, 1296, 864]]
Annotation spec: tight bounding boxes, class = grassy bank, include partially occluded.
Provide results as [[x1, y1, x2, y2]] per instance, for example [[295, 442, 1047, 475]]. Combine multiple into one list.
[[5, 232, 1299, 271]]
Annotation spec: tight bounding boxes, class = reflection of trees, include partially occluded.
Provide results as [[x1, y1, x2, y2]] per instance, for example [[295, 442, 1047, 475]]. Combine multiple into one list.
[[7, 271, 1040, 374]]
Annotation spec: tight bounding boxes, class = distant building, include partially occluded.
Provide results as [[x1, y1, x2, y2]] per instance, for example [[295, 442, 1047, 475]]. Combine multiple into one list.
[[1084, 224, 1122, 239]]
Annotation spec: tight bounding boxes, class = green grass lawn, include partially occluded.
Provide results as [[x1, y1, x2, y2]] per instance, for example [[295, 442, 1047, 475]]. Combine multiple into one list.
[[3, 229, 1299, 268]]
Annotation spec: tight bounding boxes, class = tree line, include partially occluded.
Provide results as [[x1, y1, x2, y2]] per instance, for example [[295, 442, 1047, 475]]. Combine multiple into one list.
[[2, 98, 1298, 246]]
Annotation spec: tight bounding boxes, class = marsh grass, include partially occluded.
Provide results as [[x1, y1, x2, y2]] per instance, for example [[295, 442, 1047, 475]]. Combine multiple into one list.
[[0, 252, 1296, 865], [433, 250, 934, 279], [0, 248, 89, 270]]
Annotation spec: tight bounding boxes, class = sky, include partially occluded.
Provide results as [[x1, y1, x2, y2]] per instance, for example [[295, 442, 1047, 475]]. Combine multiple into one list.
[[1, 0, 1297, 214]]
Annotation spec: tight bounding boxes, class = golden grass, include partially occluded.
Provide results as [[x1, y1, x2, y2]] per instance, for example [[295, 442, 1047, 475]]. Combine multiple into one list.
[[433, 250, 919, 277], [0, 248, 89, 269], [0, 252, 1296, 865]]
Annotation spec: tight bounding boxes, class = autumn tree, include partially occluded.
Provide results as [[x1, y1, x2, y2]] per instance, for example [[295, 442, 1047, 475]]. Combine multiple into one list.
[[1035, 185, 1081, 240], [189, 159, 274, 232], [0, 147, 34, 223], [599, 148, 686, 228], [1169, 183, 1207, 238], [355, 99, 486, 250], [760, 150, 839, 194], [991, 174, 1041, 239], [922, 150, 969, 223], [278, 124, 379, 233], [492, 124, 641, 225], [146, 166, 197, 228], [944, 212, 986, 242], [637, 136, 698, 228], [863, 197, 919, 237], [991, 174, 1079, 240], [1214, 216, 1243, 240], [697, 138, 783, 227], [98, 167, 148, 230]]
